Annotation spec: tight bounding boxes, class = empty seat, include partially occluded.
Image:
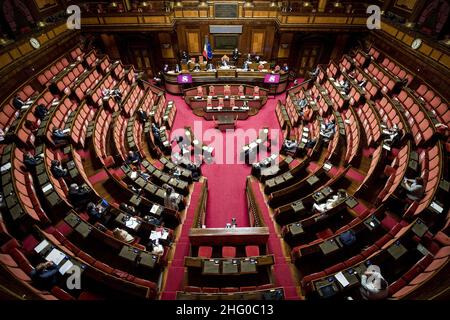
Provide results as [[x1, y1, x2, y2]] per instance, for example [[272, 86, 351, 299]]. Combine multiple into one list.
[[198, 246, 213, 259], [245, 245, 260, 257], [222, 246, 236, 258]]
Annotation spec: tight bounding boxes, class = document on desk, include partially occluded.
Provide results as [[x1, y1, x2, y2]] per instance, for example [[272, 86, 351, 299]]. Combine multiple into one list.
[[150, 204, 160, 214], [150, 230, 162, 240], [34, 240, 49, 253], [0, 162, 11, 173], [42, 183, 53, 193], [59, 260, 74, 275], [430, 201, 443, 213], [125, 218, 139, 229], [335, 271, 350, 287], [45, 248, 66, 265]]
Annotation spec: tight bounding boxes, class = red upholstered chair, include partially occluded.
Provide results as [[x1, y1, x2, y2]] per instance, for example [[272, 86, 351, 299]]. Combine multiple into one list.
[[221, 287, 239, 293], [240, 286, 257, 292], [185, 286, 202, 293], [203, 287, 220, 293], [222, 246, 236, 258], [198, 246, 213, 258], [245, 245, 260, 257]]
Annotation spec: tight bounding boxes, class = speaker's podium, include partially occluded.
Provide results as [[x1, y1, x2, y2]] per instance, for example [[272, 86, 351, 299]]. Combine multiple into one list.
[[217, 68, 236, 79]]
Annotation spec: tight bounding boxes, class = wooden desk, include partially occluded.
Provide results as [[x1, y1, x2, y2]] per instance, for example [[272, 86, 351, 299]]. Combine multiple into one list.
[[74, 221, 92, 238], [215, 115, 236, 130], [387, 241, 408, 260], [138, 251, 157, 269], [202, 259, 220, 275], [222, 260, 239, 275], [412, 220, 428, 238], [240, 259, 258, 274], [319, 238, 341, 255], [289, 223, 304, 236], [119, 246, 139, 262]]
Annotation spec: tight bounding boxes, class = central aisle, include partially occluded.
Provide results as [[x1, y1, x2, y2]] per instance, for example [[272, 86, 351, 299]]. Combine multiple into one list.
[[169, 93, 285, 228]]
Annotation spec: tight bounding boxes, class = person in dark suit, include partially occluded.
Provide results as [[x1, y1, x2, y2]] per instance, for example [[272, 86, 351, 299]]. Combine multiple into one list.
[[23, 152, 42, 171], [137, 108, 148, 122], [12, 95, 25, 110], [25, 120, 39, 134], [50, 160, 68, 178], [30, 261, 60, 290], [52, 127, 69, 144], [68, 183, 91, 207], [126, 151, 141, 166], [34, 104, 47, 120]]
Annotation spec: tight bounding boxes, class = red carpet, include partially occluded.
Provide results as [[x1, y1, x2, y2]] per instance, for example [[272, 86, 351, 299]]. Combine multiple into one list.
[[346, 167, 366, 184], [88, 169, 109, 185], [169, 94, 283, 228]]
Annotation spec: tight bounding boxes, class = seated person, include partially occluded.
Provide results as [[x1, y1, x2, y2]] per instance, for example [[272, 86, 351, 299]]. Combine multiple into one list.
[[382, 123, 402, 146], [12, 95, 26, 110], [175, 64, 181, 73], [245, 53, 252, 63], [313, 190, 347, 213], [435, 123, 448, 136], [112, 227, 135, 243], [68, 183, 91, 207], [254, 55, 261, 63], [281, 63, 289, 73], [296, 98, 308, 109], [111, 89, 122, 104], [282, 139, 298, 154], [25, 120, 39, 134], [242, 60, 250, 71], [52, 127, 69, 144], [257, 62, 264, 71], [30, 261, 60, 290], [23, 152, 42, 170], [207, 63, 215, 71], [137, 108, 148, 122], [150, 239, 164, 255], [402, 177, 425, 201], [231, 48, 240, 61], [163, 184, 182, 211], [273, 65, 281, 73], [320, 120, 336, 142], [193, 63, 201, 72], [86, 202, 104, 222], [126, 150, 141, 166], [337, 80, 350, 93], [357, 79, 367, 88], [34, 104, 48, 120], [163, 64, 169, 73], [221, 55, 230, 67], [305, 138, 317, 149], [50, 160, 68, 178], [309, 66, 319, 78], [360, 267, 389, 300], [34, 103, 48, 120], [152, 123, 161, 143], [0, 127, 6, 143]]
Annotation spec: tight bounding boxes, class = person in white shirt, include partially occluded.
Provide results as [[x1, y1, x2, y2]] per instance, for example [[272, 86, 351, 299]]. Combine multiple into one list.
[[113, 228, 135, 243], [151, 239, 164, 255], [163, 184, 182, 211], [402, 177, 425, 201], [360, 268, 389, 300], [0, 127, 5, 143], [313, 190, 347, 213]]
